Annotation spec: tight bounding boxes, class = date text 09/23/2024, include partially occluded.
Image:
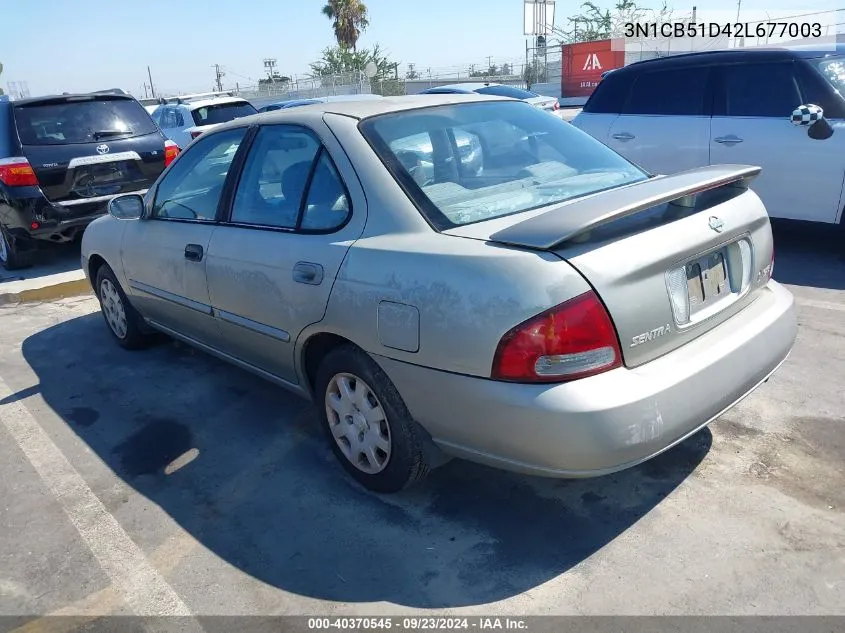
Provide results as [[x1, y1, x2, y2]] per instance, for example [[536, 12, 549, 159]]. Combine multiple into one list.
[[624, 21, 823, 39], [307, 617, 528, 630]]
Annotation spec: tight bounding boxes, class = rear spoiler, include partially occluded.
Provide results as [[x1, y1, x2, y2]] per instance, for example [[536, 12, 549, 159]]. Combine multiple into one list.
[[488, 164, 762, 250]]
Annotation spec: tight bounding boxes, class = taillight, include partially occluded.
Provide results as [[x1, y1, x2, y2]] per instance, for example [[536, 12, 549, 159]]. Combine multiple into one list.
[[164, 140, 180, 167], [0, 157, 39, 187], [553, 101, 560, 110], [190, 131, 203, 140], [491, 291, 622, 383]]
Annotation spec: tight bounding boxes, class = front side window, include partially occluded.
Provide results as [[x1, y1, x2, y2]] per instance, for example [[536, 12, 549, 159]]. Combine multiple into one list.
[[13, 97, 158, 145], [625, 67, 710, 116], [720, 62, 801, 117], [152, 127, 247, 221], [360, 100, 647, 229], [191, 101, 258, 127]]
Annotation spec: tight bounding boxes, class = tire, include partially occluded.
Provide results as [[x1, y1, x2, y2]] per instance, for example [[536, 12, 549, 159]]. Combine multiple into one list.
[[315, 345, 430, 493], [0, 227, 35, 271], [95, 264, 153, 350]]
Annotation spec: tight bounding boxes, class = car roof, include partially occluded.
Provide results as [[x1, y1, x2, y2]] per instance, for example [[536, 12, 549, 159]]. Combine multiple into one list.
[[11, 93, 136, 107], [426, 82, 503, 92], [212, 93, 512, 131], [185, 96, 250, 110], [613, 43, 845, 75]]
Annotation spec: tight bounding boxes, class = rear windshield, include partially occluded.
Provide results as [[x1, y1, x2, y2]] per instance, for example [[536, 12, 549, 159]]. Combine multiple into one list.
[[14, 97, 158, 146], [360, 101, 648, 230], [475, 85, 538, 99], [191, 102, 258, 127]]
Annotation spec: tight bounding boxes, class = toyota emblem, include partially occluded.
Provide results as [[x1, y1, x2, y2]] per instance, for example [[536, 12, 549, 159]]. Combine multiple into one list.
[[708, 215, 724, 233], [96, 144, 110, 155]]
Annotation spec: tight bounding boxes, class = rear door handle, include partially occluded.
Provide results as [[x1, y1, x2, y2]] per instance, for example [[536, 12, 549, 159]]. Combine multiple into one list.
[[714, 135, 744, 145], [612, 132, 635, 141], [293, 261, 324, 285], [184, 244, 204, 262]]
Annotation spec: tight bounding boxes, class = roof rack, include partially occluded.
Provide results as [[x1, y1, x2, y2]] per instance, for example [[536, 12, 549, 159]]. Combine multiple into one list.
[[157, 90, 237, 105]]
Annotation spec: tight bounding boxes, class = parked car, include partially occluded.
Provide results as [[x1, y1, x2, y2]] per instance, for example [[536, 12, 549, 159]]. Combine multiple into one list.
[[420, 82, 561, 113], [572, 45, 845, 226], [81, 94, 796, 493], [150, 92, 258, 149], [257, 93, 385, 113], [0, 92, 179, 269]]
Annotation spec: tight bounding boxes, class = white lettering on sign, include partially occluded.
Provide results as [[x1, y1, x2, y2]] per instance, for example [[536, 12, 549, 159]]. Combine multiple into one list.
[[582, 53, 603, 71]]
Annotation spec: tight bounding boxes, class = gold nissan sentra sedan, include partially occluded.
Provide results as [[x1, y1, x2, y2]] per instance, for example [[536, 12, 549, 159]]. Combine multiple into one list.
[[81, 94, 797, 493]]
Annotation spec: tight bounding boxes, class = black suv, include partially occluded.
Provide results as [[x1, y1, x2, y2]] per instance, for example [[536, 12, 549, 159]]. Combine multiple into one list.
[[0, 91, 178, 269]]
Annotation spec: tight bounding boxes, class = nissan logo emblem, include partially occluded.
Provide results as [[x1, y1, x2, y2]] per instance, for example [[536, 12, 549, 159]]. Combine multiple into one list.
[[708, 216, 724, 233], [96, 144, 110, 155]]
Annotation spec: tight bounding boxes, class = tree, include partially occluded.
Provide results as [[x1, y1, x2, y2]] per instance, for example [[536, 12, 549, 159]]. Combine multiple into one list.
[[309, 43, 395, 78], [321, 0, 369, 52], [259, 72, 291, 85], [554, 0, 674, 44], [501, 63, 512, 76], [405, 63, 420, 80]]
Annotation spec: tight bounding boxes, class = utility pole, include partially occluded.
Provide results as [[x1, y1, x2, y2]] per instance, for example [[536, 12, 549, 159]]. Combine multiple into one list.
[[143, 83, 149, 98], [147, 66, 156, 98], [213, 64, 225, 91], [263, 58, 278, 82], [486, 55, 493, 72]]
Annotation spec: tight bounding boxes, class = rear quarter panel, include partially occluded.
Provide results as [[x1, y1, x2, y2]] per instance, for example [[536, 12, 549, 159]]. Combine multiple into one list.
[[81, 215, 131, 290]]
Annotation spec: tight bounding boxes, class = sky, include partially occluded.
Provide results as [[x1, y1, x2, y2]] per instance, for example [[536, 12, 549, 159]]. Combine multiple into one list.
[[1, 0, 840, 97]]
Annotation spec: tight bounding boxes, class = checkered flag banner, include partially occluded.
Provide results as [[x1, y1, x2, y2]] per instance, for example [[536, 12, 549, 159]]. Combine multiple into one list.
[[791, 104, 823, 126]]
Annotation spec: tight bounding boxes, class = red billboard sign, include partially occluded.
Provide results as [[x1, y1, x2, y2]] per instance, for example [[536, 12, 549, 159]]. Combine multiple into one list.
[[562, 39, 625, 97]]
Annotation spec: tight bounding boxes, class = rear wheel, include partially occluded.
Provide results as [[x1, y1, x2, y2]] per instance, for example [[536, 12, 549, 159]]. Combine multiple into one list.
[[315, 345, 430, 493], [0, 227, 35, 270], [95, 264, 153, 350]]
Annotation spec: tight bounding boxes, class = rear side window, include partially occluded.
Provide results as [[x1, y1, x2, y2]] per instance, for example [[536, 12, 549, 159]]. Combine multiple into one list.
[[582, 72, 634, 114], [13, 97, 158, 145], [718, 62, 802, 117], [475, 85, 537, 99], [0, 105, 12, 156], [625, 67, 710, 116], [191, 102, 258, 127]]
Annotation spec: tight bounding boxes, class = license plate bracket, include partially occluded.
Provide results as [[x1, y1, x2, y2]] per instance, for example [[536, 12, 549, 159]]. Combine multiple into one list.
[[686, 248, 730, 313]]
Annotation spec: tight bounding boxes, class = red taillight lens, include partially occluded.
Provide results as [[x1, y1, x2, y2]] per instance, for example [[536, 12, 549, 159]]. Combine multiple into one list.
[[164, 140, 180, 167], [0, 157, 39, 187], [553, 100, 560, 110], [492, 291, 622, 383]]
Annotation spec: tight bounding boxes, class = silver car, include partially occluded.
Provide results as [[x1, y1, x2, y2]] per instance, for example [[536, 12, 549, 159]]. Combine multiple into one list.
[[81, 94, 797, 493]]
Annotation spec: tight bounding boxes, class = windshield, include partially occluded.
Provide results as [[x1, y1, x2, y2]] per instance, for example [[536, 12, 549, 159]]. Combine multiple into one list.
[[14, 97, 158, 145], [475, 85, 538, 99], [817, 55, 845, 95], [191, 101, 258, 127], [359, 101, 648, 230]]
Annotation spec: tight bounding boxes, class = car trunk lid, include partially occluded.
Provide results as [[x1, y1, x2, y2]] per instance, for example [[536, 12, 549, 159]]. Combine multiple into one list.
[[445, 165, 775, 368], [13, 96, 166, 205]]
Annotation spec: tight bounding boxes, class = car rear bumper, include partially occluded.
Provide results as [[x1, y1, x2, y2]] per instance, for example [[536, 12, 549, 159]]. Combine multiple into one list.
[[375, 280, 797, 477]]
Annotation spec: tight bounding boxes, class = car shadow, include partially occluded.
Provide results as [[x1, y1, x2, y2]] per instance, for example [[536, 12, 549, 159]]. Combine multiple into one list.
[[770, 219, 844, 290], [13, 312, 711, 608], [0, 241, 82, 284]]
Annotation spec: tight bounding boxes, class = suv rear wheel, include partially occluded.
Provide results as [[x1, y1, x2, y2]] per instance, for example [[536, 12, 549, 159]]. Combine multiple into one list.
[[0, 227, 34, 270]]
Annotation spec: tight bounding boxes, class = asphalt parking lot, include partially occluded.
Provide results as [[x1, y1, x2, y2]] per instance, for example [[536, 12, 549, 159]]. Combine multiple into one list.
[[0, 221, 843, 621]]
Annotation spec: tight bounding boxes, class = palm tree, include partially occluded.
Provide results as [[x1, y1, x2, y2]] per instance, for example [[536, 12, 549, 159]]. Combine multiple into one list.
[[322, 0, 369, 52]]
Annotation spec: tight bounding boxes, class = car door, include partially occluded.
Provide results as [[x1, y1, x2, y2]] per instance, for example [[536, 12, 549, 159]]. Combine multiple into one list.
[[709, 60, 845, 224], [606, 65, 713, 174], [571, 70, 634, 142], [121, 126, 249, 344], [203, 122, 367, 385]]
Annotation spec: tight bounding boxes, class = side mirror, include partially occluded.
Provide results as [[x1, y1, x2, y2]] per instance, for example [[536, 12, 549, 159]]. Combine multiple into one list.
[[107, 194, 145, 220], [791, 103, 834, 140]]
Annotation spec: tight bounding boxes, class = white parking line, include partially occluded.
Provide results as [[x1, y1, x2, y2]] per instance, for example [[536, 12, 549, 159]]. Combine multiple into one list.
[[795, 297, 845, 312], [0, 375, 194, 619]]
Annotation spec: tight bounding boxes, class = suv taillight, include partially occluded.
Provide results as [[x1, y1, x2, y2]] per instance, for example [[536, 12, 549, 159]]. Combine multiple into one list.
[[164, 140, 180, 166], [0, 157, 38, 187], [492, 291, 622, 383], [553, 100, 560, 110]]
